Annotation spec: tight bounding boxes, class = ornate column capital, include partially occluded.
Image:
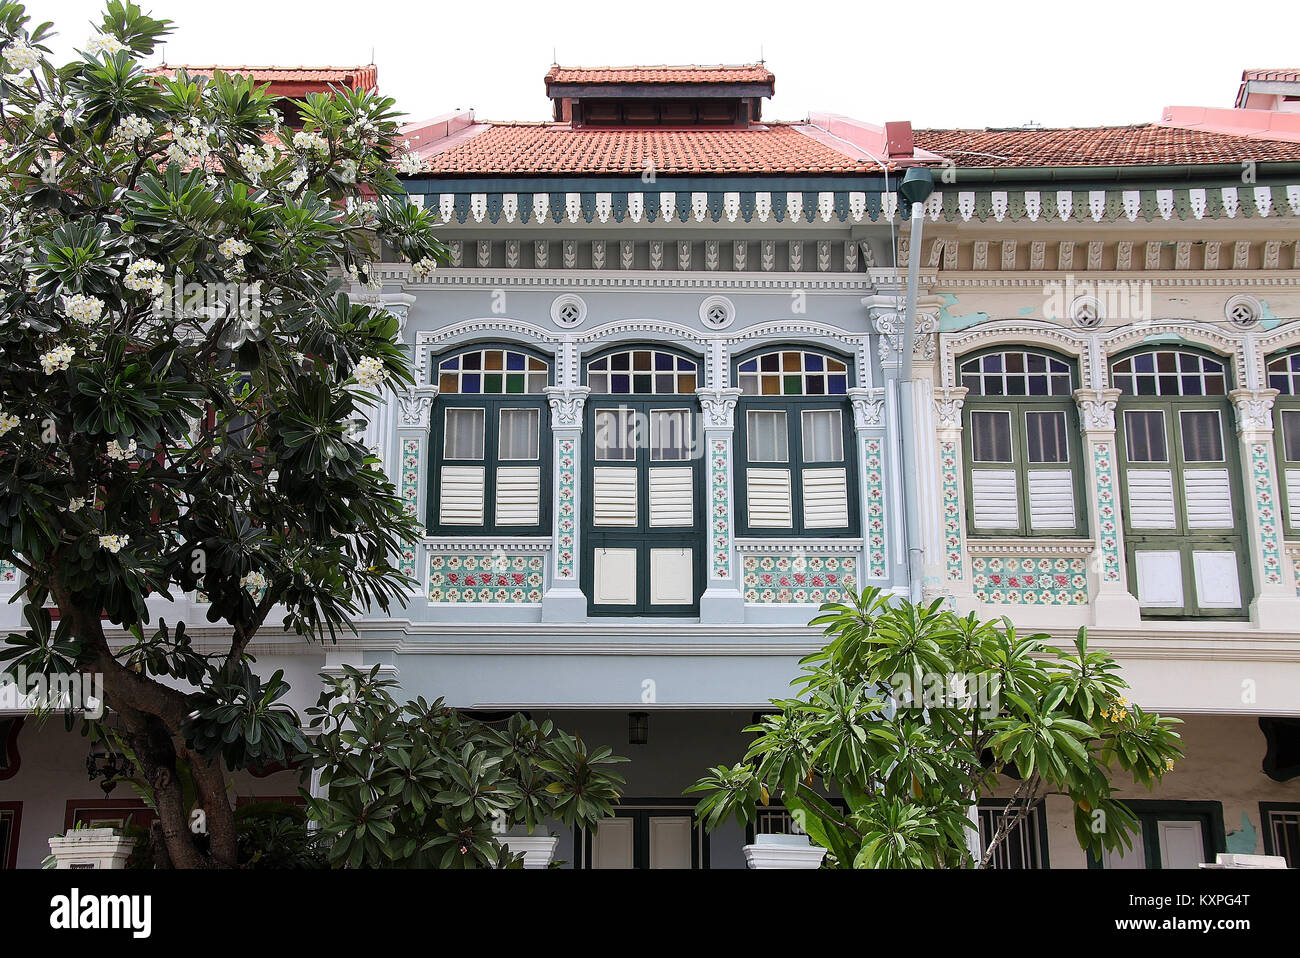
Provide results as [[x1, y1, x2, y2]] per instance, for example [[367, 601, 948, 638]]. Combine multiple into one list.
[[847, 387, 886, 430], [872, 309, 938, 367], [544, 385, 590, 429], [933, 386, 968, 436], [397, 385, 437, 429], [1230, 387, 1279, 439], [1074, 387, 1123, 432], [696, 387, 744, 430]]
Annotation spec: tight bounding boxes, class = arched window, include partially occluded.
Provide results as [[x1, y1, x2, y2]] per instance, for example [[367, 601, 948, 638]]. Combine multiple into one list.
[[960, 349, 1084, 537], [737, 350, 849, 396], [734, 347, 856, 536], [585, 349, 698, 395], [1267, 350, 1300, 532], [1111, 351, 1226, 397], [583, 346, 704, 615], [436, 347, 548, 395], [1112, 348, 1246, 618], [430, 346, 551, 534]]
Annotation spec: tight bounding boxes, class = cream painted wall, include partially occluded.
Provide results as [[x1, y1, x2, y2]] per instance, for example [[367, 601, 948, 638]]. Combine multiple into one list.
[[1037, 713, 1298, 868]]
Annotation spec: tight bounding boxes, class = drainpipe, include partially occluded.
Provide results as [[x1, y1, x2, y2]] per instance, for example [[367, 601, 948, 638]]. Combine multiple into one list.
[[896, 167, 934, 605]]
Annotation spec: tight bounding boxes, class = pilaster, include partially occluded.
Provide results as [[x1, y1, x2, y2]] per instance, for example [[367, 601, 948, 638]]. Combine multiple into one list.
[[1231, 387, 1293, 628], [697, 386, 745, 623], [1074, 387, 1142, 627], [542, 385, 589, 621]]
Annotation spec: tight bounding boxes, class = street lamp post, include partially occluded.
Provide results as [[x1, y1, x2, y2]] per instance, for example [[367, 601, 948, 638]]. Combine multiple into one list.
[[896, 166, 934, 604]]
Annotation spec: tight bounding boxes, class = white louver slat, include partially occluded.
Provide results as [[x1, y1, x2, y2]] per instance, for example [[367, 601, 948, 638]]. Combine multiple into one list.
[[802, 467, 850, 528], [1182, 469, 1233, 529], [1288, 469, 1300, 529], [971, 469, 1019, 529], [746, 468, 792, 527], [1027, 469, 1076, 529], [1126, 469, 1177, 529], [593, 466, 638, 526], [494, 467, 541, 525], [648, 467, 693, 527], [438, 465, 485, 525]]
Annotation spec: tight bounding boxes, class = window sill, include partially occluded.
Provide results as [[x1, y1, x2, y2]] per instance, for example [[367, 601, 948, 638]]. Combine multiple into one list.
[[424, 535, 552, 552], [965, 537, 1094, 556], [734, 538, 864, 554]]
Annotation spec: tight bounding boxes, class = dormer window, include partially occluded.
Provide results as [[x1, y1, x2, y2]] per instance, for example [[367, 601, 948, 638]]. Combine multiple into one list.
[[543, 64, 775, 128]]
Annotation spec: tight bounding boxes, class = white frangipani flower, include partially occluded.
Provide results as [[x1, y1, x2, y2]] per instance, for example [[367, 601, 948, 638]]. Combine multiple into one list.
[[353, 356, 387, 389], [106, 438, 137, 460], [62, 292, 105, 324], [124, 259, 166, 296], [240, 570, 268, 593], [0, 411, 18, 437], [40, 344, 75, 374], [99, 534, 130, 553], [86, 33, 125, 55], [218, 238, 252, 260], [3, 40, 40, 73]]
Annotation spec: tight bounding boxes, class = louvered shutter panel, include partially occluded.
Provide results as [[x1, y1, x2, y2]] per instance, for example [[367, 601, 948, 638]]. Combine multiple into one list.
[[1183, 469, 1233, 529], [971, 469, 1019, 529], [648, 467, 693, 527], [1288, 469, 1300, 529], [495, 467, 541, 525], [593, 466, 637, 526], [1126, 469, 1177, 529], [746, 468, 792, 527], [802, 467, 849, 528], [1027, 469, 1075, 529], [438, 465, 485, 525]]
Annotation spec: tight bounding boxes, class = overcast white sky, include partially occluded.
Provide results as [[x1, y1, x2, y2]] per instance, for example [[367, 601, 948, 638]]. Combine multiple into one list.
[[37, 0, 1300, 129]]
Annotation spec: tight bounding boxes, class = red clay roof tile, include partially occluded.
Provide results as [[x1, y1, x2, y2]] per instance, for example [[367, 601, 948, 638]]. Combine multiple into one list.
[[544, 64, 774, 85], [912, 123, 1300, 168], [420, 122, 874, 175]]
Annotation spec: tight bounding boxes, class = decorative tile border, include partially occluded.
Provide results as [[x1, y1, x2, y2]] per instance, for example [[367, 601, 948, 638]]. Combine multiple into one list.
[[398, 437, 422, 580], [429, 553, 544, 603], [710, 439, 731, 579], [742, 554, 857, 604], [971, 556, 1088, 605], [555, 439, 576, 579], [1251, 442, 1283, 586], [1092, 441, 1122, 584], [941, 441, 963, 581], [864, 438, 886, 579]]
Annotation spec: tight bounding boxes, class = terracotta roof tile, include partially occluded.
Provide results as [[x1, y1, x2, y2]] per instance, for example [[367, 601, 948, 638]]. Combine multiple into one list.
[[545, 64, 774, 85], [150, 64, 377, 89], [1240, 68, 1300, 83], [420, 123, 873, 175], [912, 123, 1300, 168]]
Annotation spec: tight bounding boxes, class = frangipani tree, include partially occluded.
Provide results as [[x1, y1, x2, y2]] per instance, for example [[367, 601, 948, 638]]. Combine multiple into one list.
[[305, 667, 627, 869], [0, 2, 444, 867], [688, 588, 1184, 868]]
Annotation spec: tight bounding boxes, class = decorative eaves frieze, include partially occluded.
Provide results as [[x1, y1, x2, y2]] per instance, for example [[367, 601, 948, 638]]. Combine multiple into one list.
[[413, 184, 1300, 226]]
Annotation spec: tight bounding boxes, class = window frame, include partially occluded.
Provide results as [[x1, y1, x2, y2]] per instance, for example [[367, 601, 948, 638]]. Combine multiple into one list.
[[1266, 349, 1300, 534], [977, 799, 1051, 869], [427, 344, 553, 537], [959, 348, 1087, 539], [1114, 348, 1249, 621], [732, 346, 859, 538], [1260, 802, 1300, 867], [580, 344, 707, 617], [1086, 799, 1225, 869]]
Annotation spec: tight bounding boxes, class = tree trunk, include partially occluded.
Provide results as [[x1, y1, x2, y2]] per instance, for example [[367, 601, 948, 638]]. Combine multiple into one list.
[[52, 574, 238, 868]]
